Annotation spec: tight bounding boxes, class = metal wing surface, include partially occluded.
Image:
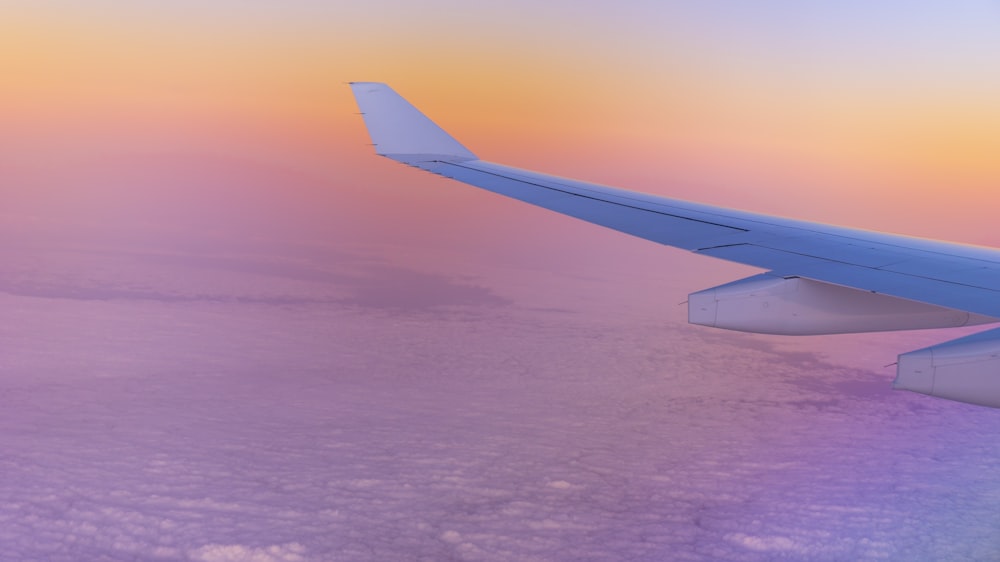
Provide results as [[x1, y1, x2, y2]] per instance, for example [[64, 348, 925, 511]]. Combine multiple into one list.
[[350, 82, 1000, 318]]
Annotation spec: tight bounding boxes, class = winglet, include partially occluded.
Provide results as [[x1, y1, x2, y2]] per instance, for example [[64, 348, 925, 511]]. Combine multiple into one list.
[[349, 82, 478, 164]]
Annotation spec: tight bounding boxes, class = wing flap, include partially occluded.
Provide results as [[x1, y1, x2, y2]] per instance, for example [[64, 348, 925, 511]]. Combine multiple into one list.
[[699, 244, 1000, 316]]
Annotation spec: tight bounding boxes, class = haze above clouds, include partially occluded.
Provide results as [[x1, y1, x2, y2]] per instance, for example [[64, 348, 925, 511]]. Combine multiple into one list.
[[4, 156, 1000, 561]]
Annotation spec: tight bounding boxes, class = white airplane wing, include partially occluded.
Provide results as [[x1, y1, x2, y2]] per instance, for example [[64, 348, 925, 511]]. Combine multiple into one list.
[[350, 81, 1000, 408]]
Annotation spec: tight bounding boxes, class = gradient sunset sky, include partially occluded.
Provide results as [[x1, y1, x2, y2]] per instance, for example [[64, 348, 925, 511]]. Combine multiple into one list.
[[4, 0, 1000, 246]]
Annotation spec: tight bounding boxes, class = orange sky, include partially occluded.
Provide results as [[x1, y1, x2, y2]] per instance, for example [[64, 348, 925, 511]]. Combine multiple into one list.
[[3, 2, 999, 250]]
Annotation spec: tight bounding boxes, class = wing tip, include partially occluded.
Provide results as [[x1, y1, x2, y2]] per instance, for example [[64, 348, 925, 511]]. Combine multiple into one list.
[[349, 82, 478, 163]]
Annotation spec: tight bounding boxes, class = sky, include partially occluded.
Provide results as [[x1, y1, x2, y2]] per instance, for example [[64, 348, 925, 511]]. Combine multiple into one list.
[[3, 1, 1000, 560]]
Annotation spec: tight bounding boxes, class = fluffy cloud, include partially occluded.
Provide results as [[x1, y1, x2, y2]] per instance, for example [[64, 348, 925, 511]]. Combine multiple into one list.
[[189, 543, 306, 562]]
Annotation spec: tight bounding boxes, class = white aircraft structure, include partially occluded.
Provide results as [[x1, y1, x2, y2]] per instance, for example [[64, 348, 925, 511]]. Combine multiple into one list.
[[350, 82, 1000, 409]]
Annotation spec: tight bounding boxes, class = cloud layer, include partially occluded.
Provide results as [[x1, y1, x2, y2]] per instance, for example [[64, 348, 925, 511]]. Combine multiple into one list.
[[3, 231, 1000, 561]]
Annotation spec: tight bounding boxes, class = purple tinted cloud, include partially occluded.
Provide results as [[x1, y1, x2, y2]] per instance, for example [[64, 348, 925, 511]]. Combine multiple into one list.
[[3, 154, 1000, 560], [4, 230, 1000, 561]]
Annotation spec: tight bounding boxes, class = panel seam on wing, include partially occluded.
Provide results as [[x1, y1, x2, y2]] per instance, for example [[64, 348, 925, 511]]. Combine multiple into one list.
[[440, 161, 749, 233]]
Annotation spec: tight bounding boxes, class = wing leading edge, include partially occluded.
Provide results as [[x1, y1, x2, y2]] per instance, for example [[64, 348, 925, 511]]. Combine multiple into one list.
[[350, 82, 1000, 408]]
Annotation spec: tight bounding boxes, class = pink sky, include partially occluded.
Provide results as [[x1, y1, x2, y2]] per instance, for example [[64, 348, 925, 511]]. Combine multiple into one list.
[[4, 2, 1000, 245]]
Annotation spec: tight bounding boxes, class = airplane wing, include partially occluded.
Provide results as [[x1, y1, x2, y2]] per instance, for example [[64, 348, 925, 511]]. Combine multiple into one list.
[[349, 81, 1000, 408]]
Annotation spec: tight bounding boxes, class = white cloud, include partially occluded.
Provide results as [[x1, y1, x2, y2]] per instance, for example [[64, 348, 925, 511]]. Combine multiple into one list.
[[189, 543, 306, 562], [440, 530, 462, 543]]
